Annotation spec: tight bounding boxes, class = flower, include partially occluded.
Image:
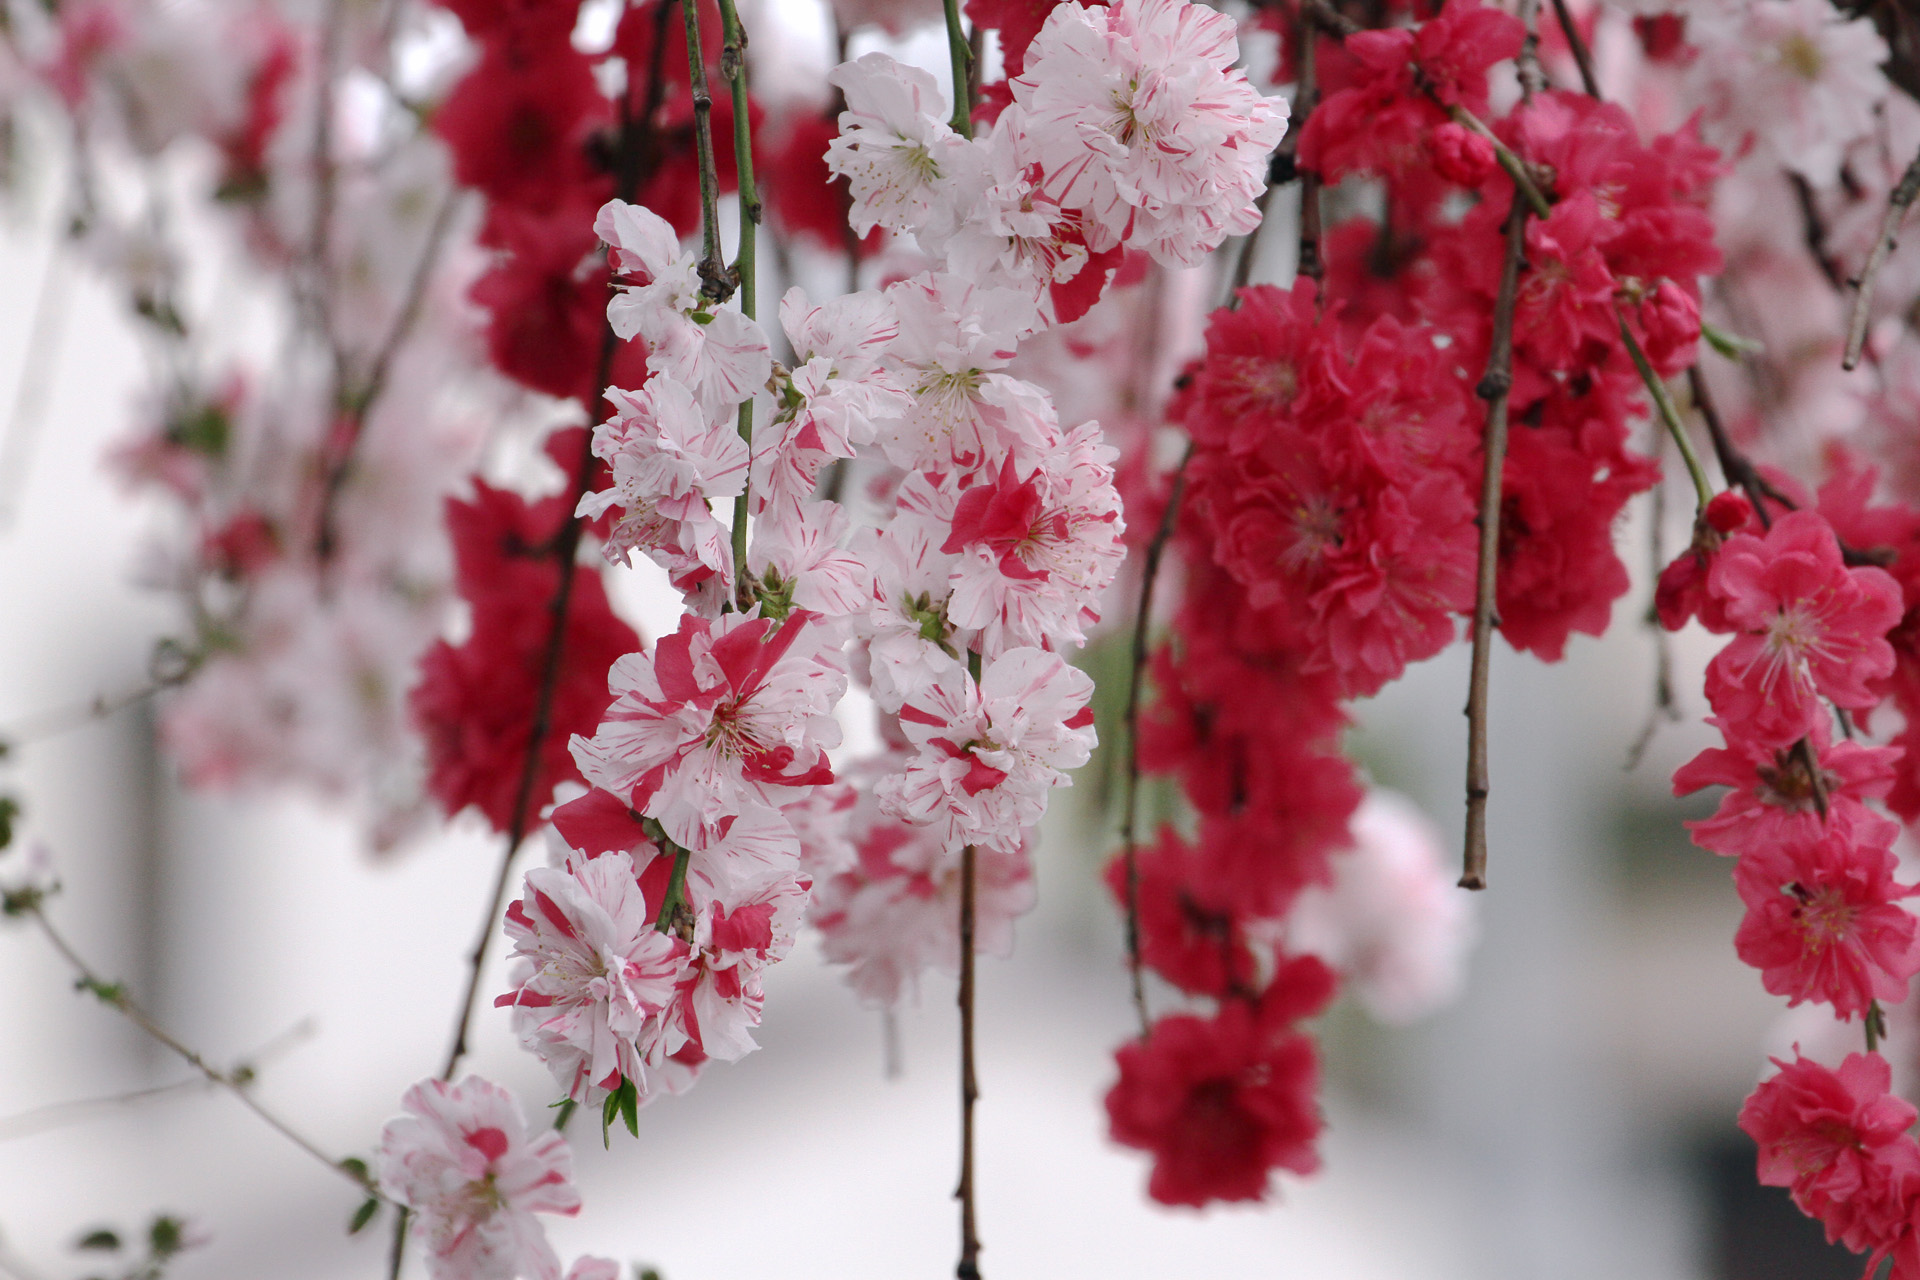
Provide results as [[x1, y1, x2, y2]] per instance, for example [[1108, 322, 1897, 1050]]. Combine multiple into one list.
[[378, 1076, 581, 1280]]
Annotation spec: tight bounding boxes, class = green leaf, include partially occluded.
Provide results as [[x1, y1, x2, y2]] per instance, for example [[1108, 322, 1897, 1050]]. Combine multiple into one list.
[[600, 1087, 620, 1149], [551, 1097, 577, 1131], [348, 1198, 381, 1235], [77, 976, 125, 1005], [0, 795, 19, 850], [618, 1077, 639, 1139], [1701, 320, 1761, 359], [148, 1215, 183, 1258], [75, 1228, 122, 1252], [639, 1268, 664, 1280], [339, 1156, 371, 1187]]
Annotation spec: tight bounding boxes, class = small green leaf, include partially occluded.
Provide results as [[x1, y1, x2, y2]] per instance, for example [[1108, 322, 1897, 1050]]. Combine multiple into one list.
[[148, 1215, 183, 1258], [348, 1198, 381, 1235], [1701, 320, 1761, 359], [639, 1268, 664, 1280], [77, 976, 125, 1005], [339, 1156, 371, 1185], [618, 1077, 639, 1139], [600, 1087, 621, 1149], [0, 795, 19, 850], [75, 1228, 122, 1252], [551, 1097, 577, 1131]]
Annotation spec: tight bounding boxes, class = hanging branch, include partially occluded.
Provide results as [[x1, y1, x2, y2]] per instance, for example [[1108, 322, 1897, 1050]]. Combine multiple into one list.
[[682, 0, 731, 300], [1618, 311, 1714, 514], [1118, 443, 1195, 1038], [716, 0, 761, 605], [1547, 0, 1599, 99], [1687, 366, 1785, 529], [23, 904, 376, 1199], [313, 185, 467, 563], [1844, 143, 1920, 370], [1292, 2, 1323, 288], [1460, 195, 1530, 892], [955, 840, 982, 1280]]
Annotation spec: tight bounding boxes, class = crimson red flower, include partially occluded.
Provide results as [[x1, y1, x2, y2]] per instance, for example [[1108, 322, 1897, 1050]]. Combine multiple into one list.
[[1738, 1052, 1920, 1259], [1732, 829, 1920, 1020], [1106, 959, 1335, 1207]]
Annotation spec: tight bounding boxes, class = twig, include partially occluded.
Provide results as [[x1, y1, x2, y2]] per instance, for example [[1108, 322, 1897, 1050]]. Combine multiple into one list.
[[717, 0, 761, 606], [1461, 194, 1531, 893], [1292, 5, 1323, 290], [431, 31, 668, 1097], [1687, 366, 1782, 529], [681, 0, 730, 300], [944, 0, 975, 139], [27, 907, 374, 1196], [1844, 143, 1920, 370], [1790, 173, 1846, 294], [955, 845, 981, 1280], [1118, 443, 1194, 1038], [1618, 309, 1713, 513], [313, 185, 467, 563], [956, 655, 983, 1280], [1548, 0, 1599, 98]]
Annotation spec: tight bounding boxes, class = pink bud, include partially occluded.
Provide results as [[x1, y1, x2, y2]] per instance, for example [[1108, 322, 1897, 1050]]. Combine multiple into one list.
[[1429, 122, 1496, 187]]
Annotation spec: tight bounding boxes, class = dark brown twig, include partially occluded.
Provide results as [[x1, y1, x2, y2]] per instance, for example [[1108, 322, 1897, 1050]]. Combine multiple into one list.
[[1118, 443, 1194, 1038], [1547, 0, 1599, 98], [1293, 3, 1323, 288], [955, 841, 981, 1280], [1845, 143, 1920, 370]]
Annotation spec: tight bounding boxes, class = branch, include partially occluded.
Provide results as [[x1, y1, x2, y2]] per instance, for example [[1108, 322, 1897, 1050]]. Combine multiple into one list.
[[943, 0, 975, 139], [1844, 142, 1920, 370], [1292, 3, 1323, 290], [681, 0, 731, 300], [1461, 193, 1530, 892], [1547, 0, 1599, 98], [1618, 309, 1714, 514], [1118, 443, 1194, 1038], [717, 0, 761, 607], [26, 906, 375, 1198]]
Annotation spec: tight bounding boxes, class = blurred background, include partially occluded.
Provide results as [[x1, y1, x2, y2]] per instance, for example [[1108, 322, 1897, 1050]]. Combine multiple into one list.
[[0, 4, 1880, 1280]]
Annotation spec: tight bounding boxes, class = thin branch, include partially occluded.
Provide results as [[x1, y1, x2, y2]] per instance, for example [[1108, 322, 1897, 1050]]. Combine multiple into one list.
[[27, 907, 374, 1196], [955, 846, 981, 1280], [1461, 194, 1530, 893], [1118, 443, 1194, 1039], [944, 0, 975, 139], [1687, 366, 1783, 529], [1292, 4, 1323, 290], [682, 0, 730, 300], [717, 0, 761, 606], [1547, 0, 1600, 98], [432, 38, 669, 1096], [1625, 457, 1682, 771], [313, 185, 467, 563], [1845, 142, 1920, 370], [1790, 172, 1847, 293], [1619, 309, 1713, 512]]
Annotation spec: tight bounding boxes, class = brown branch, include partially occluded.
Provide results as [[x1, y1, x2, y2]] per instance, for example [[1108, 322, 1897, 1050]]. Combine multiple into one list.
[[1548, 0, 1599, 98], [1790, 172, 1847, 293], [1118, 443, 1194, 1039], [28, 906, 374, 1197], [955, 841, 981, 1280], [313, 185, 466, 564], [1687, 366, 1787, 529], [1845, 142, 1920, 370], [1461, 193, 1530, 892]]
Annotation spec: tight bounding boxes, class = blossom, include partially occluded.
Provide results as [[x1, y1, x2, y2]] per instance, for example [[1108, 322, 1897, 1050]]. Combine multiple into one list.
[[378, 1076, 581, 1280], [577, 377, 747, 576], [878, 647, 1096, 855], [1732, 829, 1920, 1019], [1738, 1052, 1920, 1258], [824, 53, 977, 244], [498, 850, 694, 1102], [570, 610, 846, 850], [1105, 959, 1335, 1207], [1705, 510, 1903, 747], [1007, 0, 1288, 267]]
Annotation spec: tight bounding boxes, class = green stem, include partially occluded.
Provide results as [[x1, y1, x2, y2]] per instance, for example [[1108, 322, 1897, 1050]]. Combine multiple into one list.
[[717, 0, 759, 602], [1617, 309, 1713, 514], [653, 842, 693, 935], [942, 0, 974, 139]]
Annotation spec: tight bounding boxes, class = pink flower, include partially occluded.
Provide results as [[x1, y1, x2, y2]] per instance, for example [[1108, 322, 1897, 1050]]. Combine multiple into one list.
[[824, 53, 977, 243], [1738, 1052, 1920, 1259], [878, 647, 1096, 855], [1674, 723, 1900, 860], [1007, 0, 1288, 266], [1733, 829, 1920, 1019], [497, 851, 694, 1102], [1706, 510, 1903, 748], [378, 1076, 581, 1280], [578, 378, 747, 577], [570, 610, 846, 851]]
